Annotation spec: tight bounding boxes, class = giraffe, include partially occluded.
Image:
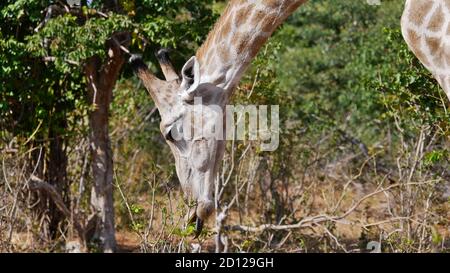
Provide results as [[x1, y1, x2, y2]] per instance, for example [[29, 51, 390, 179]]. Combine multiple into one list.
[[130, 0, 450, 237], [401, 0, 450, 101]]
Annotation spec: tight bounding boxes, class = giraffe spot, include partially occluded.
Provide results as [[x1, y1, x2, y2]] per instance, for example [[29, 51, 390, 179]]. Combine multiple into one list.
[[406, 29, 421, 48], [221, 18, 232, 39], [218, 18, 233, 44], [264, 0, 283, 10], [234, 32, 252, 55], [261, 12, 279, 33], [216, 11, 234, 44], [426, 37, 441, 56], [409, 0, 434, 26], [250, 9, 267, 27], [406, 30, 431, 67], [196, 2, 236, 63], [428, 5, 445, 32], [234, 4, 253, 27], [250, 35, 269, 59]]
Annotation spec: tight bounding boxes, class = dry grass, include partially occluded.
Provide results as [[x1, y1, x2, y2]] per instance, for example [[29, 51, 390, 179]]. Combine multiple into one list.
[[1, 115, 449, 253]]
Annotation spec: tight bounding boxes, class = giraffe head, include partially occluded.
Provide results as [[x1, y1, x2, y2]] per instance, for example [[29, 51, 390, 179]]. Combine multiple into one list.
[[130, 51, 227, 236], [130, 0, 309, 236]]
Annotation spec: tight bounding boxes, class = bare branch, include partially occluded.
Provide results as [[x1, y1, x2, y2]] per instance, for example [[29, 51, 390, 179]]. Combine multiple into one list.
[[42, 56, 79, 66], [225, 181, 437, 233], [28, 175, 85, 246]]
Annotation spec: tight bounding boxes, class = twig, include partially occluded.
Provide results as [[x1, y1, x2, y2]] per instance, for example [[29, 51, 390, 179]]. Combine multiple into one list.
[[112, 36, 131, 55], [317, 223, 348, 253], [43, 56, 79, 66]]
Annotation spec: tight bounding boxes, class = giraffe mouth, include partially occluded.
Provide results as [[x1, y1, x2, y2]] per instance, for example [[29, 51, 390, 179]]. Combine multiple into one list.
[[188, 210, 204, 239]]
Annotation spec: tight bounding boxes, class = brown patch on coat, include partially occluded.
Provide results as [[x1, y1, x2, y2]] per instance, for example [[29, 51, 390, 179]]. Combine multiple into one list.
[[426, 37, 441, 55], [261, 12, 279, 33], [234, 32, 252, 54], [249, 35, 270, 59], [264, 0, 283, 10], [406, 29, 430, 67], [234, 3, 254, 27], [428, 6, 445, 32], [409, 0, 434, 26]]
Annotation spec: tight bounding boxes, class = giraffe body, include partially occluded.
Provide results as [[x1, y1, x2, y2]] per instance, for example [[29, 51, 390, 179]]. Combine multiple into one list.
[[402, 0, 450, 100]]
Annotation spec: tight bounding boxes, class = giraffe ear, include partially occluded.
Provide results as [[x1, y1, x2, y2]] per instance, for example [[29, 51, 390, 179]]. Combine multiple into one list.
[[180, 56, 200, 101]]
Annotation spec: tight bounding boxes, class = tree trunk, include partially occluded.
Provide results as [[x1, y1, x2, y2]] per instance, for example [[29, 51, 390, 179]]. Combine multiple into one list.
[[47, 117, 68, 238], [84, 36, 126, 252], [30, 85, 69, 240]]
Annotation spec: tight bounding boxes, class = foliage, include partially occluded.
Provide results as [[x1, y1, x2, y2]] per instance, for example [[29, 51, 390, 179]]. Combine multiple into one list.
[[275, 0, 448, 156], [1, 0, 449, 253], [1, 0, 215, 141]]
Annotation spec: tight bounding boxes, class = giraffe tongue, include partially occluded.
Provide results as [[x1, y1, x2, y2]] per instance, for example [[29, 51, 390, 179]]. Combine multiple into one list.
[[194, 217, 204, 239], [188, 210, 203, 238]]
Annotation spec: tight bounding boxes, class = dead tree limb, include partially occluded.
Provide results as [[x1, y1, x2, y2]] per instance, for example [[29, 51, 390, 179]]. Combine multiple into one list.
[[28, 175, 86, 247], [225, 181, 437, 233]]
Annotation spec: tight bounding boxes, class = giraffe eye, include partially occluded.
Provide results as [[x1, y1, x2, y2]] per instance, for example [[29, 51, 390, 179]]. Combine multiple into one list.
[[165, 124, 183, 142]]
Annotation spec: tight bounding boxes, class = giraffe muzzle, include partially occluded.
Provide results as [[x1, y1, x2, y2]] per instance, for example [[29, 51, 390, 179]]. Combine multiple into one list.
[[194, 216, 204, 239], [188, 210, 204, 238]]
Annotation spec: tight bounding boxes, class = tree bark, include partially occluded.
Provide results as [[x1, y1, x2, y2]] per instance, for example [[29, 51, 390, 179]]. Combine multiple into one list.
[[47, 124, 68, 237], [29, 85, 69, 240], [47, 89, 69, 237], [84, 36, 126, 252]]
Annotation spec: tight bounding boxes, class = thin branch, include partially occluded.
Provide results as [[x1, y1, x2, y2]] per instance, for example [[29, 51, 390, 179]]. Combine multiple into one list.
[[43, 56, 79, 66]]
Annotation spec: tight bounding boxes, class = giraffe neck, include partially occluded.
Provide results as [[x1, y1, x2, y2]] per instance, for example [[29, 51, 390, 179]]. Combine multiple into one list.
[[195, 0, 306, 93]]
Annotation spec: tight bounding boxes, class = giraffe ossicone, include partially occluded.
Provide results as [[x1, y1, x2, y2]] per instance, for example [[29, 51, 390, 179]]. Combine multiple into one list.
[[131, 0, 450, 237]]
